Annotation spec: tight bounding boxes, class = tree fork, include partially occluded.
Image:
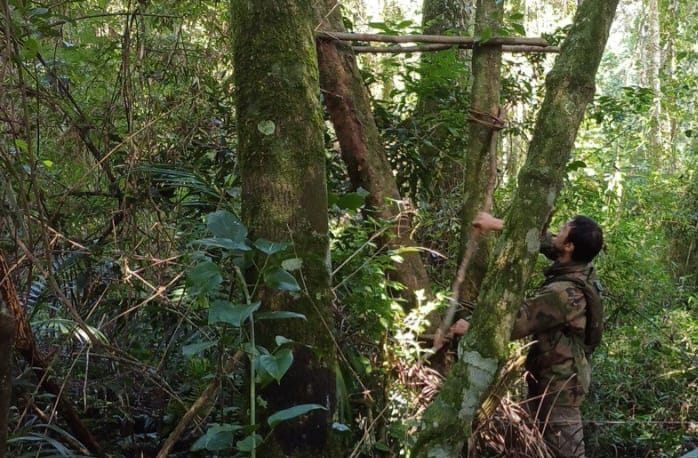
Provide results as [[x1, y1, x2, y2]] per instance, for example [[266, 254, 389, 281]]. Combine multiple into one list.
[[413, 0, 620, 454]]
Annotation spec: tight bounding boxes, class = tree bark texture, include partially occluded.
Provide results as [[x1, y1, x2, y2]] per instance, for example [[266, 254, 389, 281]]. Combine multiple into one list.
[[232, 1, 339, 456], [314, 0, 432, 307], [457, 0, 503, 304], [414, 0, 620, 455]]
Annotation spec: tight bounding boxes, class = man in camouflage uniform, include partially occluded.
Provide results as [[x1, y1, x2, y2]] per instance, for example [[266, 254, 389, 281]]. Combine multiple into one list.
[[459, 213, 604, 458]]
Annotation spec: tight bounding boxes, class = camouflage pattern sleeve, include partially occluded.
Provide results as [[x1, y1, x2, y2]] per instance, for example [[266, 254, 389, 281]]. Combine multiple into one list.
[[511, 285, 569, 339]]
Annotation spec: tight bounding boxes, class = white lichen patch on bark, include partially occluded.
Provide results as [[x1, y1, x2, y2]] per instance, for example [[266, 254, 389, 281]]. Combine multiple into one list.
[[525, 228, 540, 253], [457, 351, 498, 421], [547, 190, 556, 206]]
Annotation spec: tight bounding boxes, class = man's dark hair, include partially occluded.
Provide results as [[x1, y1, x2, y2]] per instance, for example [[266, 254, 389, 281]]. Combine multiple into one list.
[[567, 215, 603, 263]]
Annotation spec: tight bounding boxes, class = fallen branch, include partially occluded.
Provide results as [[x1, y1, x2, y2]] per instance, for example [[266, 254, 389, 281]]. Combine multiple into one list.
[[352, 44, 560, 54], [156, 351, 243, 458]]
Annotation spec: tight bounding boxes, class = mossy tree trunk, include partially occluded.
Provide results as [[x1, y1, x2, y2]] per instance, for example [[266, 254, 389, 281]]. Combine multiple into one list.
[[415, 0, 473, 195], [314, 0, 432, 307], [414, 0, 620, 455], [456, 0, 503, 304], [232, 2, 339, 456]]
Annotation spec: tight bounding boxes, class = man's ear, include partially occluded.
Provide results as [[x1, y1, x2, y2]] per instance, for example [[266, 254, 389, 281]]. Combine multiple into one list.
[[564, 241, 575, 254]]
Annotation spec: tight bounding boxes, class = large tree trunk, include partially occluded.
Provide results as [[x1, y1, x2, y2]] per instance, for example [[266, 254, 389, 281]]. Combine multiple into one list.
[[232, 1, 339, 456], [414, 0, 620, 455], [456, 0, 503, 304], [314, 1, 432, 307]]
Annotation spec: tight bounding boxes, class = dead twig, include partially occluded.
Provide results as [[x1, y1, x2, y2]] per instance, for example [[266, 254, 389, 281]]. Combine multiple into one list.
[[156, 351, 243, 458]]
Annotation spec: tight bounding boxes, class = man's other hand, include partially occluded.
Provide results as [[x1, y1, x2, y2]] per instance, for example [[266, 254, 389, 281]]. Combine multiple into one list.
[[473, 212, 504, 232], [450, 319, 470, 336], [432, 320, 471, 352]]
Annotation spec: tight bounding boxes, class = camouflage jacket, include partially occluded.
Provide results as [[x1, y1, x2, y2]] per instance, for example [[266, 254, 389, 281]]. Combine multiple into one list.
[[512, 262, 594, 407]]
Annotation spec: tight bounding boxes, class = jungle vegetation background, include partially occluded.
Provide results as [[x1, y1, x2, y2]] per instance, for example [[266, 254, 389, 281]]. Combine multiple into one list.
[[0, 0, 696, 456]]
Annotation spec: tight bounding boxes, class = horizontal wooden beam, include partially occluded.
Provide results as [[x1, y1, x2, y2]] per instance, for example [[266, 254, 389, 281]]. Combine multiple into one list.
[[352, 44, 560, 54], [316, 31, 551, 47]]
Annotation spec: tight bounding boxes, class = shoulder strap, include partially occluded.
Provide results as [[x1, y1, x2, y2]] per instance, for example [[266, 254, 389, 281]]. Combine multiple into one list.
[[543, 274, 604, 355]]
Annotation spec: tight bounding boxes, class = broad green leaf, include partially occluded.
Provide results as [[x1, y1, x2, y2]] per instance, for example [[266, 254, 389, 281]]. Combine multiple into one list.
[[208, 300, 260, 327], [191, 423, 240, 451], [190, 237, 250, 252], [566, 160, 587, 172], [256, 311, 306, 321], [281, 257, 303, 271], [259, 349, 293, 383], [14, 139, 28, 153], [496, 26, 512, 37], [22, 38, 39, 57], [374, 442, 391, 452], [7, 432, 72, 456], [182, 340, 216, 357], [275, 335, 294, 346], [236, 433, 263, 452], [336, 192, 366, 210], [29, 7, 49, 16], [42, 159, 54, 169], [390, 254, 404, 264], [264, 268, 300, 292], [207, 210, 247, 242], [332, 422, 351, 432], [187, 261, 222, 296], [267, 403, 327, 428], [257, 120, 276, 136], [254, 238, 288, 255], [368, 21, 390, 32], [479, 26, 492, 42], [512, 23, 526, 35]]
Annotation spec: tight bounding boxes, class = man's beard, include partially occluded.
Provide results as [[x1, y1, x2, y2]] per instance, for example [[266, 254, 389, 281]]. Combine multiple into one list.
[[539, 238, 563, 261]]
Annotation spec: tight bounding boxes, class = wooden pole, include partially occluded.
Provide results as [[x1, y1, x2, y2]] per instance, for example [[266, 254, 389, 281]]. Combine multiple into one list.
[[352, 44, 560, 54], [317, 31, 551, 47]]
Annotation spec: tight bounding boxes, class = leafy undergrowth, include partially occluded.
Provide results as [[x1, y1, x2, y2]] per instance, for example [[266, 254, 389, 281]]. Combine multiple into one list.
[[584, 303, 698, 457]]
